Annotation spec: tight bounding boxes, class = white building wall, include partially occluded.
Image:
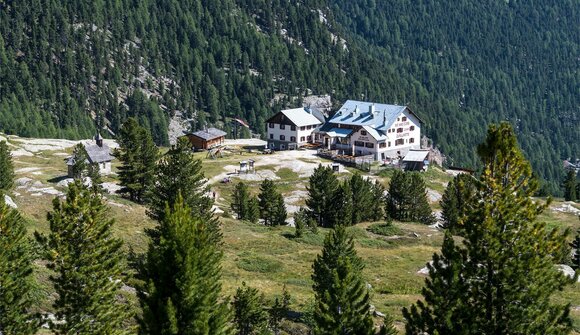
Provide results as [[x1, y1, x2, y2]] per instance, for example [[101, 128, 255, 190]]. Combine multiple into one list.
[[267, 123, 319, 149], [380, 111, 421, 159], [100, 162, 112, 175]]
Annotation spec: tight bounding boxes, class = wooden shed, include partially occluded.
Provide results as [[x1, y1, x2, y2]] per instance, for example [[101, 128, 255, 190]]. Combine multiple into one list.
[[402, 149, 430, 171], [185, 128, 227, 150]]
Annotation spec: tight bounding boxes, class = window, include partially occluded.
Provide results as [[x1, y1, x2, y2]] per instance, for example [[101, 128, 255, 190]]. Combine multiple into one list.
[[388, 129, 391, 133], [307, 125, 312, 130], [379, 142, 387, 148], [410, 126, 415, 131], [402, 116, 407, 121], [397, 128, 403, 133], [291, 125, 296, 131], [354, 141, 365, 147], [360, 130, 367, 136], [388, 142, 391, 147], [269, 123, 274, 128], [395, 139, 404, 146], [290, 136, 296, 142], [269, 134, 273, 139], [280, 135, 285, 140], [409, 138, 415, 144], [280, 124, 285, 130], [300, 126, 306, 131], [397, 117, 400, 121], [300, 136, 305, 142], [307, 136, 312, 142], [315, 134, 319, 140], [365, 142, 374, 148]]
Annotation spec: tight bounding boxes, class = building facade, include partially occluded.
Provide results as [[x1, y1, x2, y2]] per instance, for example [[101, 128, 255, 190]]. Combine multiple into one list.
[[185, 128, 227, 150], [67, 134, 113, 177], [315, 100, 422, 161], [266, 107, 323, 150]]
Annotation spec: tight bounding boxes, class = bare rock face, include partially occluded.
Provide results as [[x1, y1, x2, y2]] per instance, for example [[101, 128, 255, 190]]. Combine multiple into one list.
[[557, 264, 579, 282], [421, 136, 445, 166], [167, 111, 190, 145], [4, 195, 17, 208]]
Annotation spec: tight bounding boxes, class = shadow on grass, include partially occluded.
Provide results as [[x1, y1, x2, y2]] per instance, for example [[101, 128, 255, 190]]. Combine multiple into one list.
[[47, 175, 70, 184], [282, 231, 325, 246]]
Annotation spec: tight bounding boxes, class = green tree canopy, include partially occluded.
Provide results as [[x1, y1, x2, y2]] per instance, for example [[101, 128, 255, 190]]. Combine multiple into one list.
[[38, 181, 132, 334], [0, 202, 39, 335], [0, 140, 14, 191], [404, 122, 574, 334], [115, 117, 159, 203], [138, 194, 231, 335], [306, 164, 340, 228]]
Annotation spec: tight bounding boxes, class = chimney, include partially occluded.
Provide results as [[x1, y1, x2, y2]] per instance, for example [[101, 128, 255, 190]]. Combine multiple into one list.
[[369, 103, 375, 115], [95, 132, 103, 147], [353, 105, 359, 116], [383, 112, 387, 126]]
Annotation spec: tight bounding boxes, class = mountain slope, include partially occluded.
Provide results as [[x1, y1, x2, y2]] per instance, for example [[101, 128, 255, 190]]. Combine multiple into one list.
[[0, 0, 578, 192], [328, 0, 579, 192]]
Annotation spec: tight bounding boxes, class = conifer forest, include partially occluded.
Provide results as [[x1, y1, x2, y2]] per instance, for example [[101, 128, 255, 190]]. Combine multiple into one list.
[[0, 0, 579, 334]]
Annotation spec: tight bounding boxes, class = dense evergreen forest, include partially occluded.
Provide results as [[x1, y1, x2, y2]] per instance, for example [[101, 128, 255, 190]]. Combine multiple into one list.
[[0, 0, 578, 193]]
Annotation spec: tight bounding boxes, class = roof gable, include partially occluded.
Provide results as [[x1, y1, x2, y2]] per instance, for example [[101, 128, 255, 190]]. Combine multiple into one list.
[[328, 100, 410, 130], [267, 108, 323, 127], [191, 128, 227, 141], [84, 143, 113, 163]]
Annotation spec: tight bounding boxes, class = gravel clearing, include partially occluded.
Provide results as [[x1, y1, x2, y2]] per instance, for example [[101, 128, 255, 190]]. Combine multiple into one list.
[[209, 148, 348, 184]]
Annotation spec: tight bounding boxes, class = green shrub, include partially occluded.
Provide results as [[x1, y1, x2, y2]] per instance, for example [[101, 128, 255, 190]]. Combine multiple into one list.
[[367, 223, 402, 237], [237, 255, 284, 273]]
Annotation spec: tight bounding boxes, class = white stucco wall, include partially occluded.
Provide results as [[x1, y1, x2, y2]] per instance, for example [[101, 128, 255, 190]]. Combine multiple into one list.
[[267, 122, 319, 148]]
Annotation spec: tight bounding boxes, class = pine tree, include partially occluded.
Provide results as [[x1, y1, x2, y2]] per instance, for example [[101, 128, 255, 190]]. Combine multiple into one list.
[[403, 231, 470, 334], [571, 226, 580, 271], [385, 170, 409, 221], [408, 173, 436, 225], [273, 192, 287, 226], [349, 173, 373, 224], [115, 118, 159, 203], [148, 137, 212, 222], [258, 179, 286, 226], [386, 171, 434, 224], [233, 282, 269, 335], [440, 173, 476, 232], [269, 285, 291, 335], [404, 122, 574, 334], [247, 197, 260, 224], [311, 225, 376, 335], [70, 143, 89, 179], [38, 180, 132, 334], [329, 181, 353, 227], [138, 194, 232, 335], [306, 164, 340, 227], [369, 180, 385, 222], [0, 140, 14, 191], [563, 169, 577, 202], [0, 202, 38, 335], [232, 181, 250, 220], [294, 208, 309, 238]]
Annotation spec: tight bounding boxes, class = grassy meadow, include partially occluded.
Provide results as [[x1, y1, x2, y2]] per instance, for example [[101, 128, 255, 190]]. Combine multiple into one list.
[[5, 138, 579, 333]]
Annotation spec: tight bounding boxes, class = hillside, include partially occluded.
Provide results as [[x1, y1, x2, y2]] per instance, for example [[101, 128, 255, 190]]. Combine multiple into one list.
[[2, 134, 579, 333], [0, 0, 578, 192]]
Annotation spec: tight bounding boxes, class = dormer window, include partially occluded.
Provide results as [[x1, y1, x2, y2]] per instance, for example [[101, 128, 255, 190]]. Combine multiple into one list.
[[402, 116, 407, 121]]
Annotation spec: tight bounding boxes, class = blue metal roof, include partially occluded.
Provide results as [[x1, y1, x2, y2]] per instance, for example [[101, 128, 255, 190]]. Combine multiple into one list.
[[326, 128, 353, 138], [328, 100, 407, 131]]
